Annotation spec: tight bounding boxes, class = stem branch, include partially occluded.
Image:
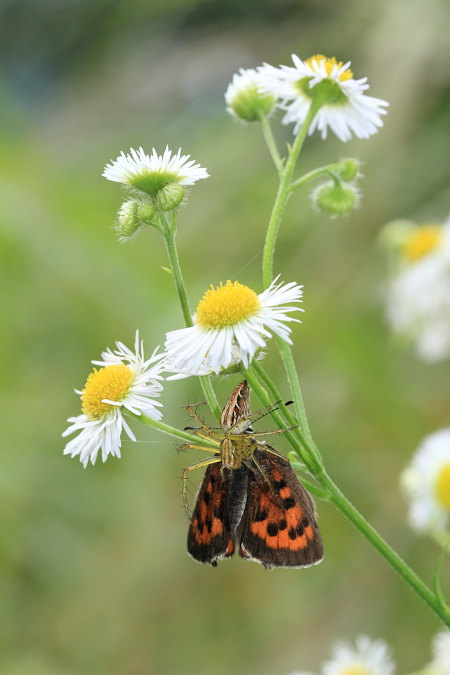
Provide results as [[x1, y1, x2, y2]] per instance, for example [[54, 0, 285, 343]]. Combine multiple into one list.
[[160, 215, 220, 419], [262, 103, 320, 288], [320, 470, 450, 626]]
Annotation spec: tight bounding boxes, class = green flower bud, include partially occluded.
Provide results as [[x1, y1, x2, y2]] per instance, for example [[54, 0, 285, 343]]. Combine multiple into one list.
[[338, 158, 360, 182], [312, 179, 359, 217], [153, 183, 186, 211], [225, 68, 275, 123], [377, 219, 416, 252], [115, 200, 158, 242]]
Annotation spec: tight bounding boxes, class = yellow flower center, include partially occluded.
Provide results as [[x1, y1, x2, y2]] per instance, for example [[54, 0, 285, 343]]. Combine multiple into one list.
[[435, 463, 450, 509], [339, 668, 370, 675], [403, 224, 443, 261], [196, 281, 261, 328], [81, 364, 134, 420], [306, 54, 353, 81]]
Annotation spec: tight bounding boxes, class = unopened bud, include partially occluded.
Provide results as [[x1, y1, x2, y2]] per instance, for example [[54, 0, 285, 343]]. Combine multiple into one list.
[[338, 158, 360, 182], [377, 219, 416, 252], [312, 179, 359, 217], [115, 200, 158, 241], [153, 183, 186, 211], [225, 68, 275, 123]]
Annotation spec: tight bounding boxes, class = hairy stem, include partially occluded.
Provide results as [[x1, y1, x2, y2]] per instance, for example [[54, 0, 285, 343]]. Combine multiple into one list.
[[262, 102, 320, 288], [160, 215, 220, 419]]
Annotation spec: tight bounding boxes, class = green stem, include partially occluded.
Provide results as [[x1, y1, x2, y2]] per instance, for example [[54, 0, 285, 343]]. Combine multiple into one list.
[[275, 337, 314, 447], [200, 375, 221, 421], [429, 528, 450, 552], [243, 363, 322, 474], [249, 359, 322, 471], [241, 365, 305, 460], [160, 214, 193, 328], [319, 470, 450, 627], [258, 113, 283, 175], [245, 365, 450, 625], [159, 214, 221, 420], [289, 161, 347, 193], [262, 102, 320, 288]]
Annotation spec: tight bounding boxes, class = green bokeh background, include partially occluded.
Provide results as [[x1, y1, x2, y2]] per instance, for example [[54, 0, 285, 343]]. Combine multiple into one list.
[[2, 1, 450, 673]]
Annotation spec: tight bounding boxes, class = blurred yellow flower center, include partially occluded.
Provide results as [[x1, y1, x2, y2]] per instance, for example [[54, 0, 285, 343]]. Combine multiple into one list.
[[340, 668, 369, 675], [81, 364, 134, 420], [306, 54, 353, 81], [403, 225, 442, 261], [196, 281, 261, 328], [435, 464, 450, 509]]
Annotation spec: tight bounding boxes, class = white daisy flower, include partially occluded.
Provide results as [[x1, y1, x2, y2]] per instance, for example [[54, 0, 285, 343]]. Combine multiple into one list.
[[428, 630, 450, 675], [323, 636, 395, 675], [288, 636, 394, 675], [400, 429, 450, 534], [102, 146, 208, 203], [225, 67, 275, 122], [164, 277, 303, 376], [63, 331, 164, 468], [384, 218, 450, 362], [258, 54, 389, 142]]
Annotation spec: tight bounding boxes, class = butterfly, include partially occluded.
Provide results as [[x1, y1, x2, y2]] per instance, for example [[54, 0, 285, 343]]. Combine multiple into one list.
[[181, 381, 323, 569]]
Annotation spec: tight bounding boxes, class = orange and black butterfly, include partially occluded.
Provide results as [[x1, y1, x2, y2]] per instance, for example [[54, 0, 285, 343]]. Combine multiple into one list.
[[181, 381, 323, 569]]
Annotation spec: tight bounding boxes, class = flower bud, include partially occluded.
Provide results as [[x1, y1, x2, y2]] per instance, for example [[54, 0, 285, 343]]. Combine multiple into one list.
[[312, 179, 359, 217], [153, 183, 186, 211], [377, 219, 416, 253], [115, 200, 158, 241], [338, 158, 360, 182], [225, 68, 275, 123]]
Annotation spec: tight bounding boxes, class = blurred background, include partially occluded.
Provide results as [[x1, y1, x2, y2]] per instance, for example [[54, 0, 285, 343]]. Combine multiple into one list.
[[1, 0, 450, 673]]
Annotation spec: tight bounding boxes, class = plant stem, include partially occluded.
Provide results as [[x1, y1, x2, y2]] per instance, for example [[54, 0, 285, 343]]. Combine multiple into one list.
[[160, 215, 193, 328], [275, 337, 314, 447], [320, 470, 450, 627], [159, 214, 221, 420], [200, 375, 221, 421], [289, 161, 347, 193], [246, 365, 450, 625], [258, 113, 283, 175], [248, 360, 322, 472], [241, 365, 304, 458], [128, 411, 216, 448], [262, 102, 320, 288]]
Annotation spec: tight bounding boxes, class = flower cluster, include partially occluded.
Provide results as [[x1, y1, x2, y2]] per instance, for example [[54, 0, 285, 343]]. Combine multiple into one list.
[[63, 278, 303, 465], [227, 54, 388, 143], [103, 146, 209, 240], [67, 54, 390, 472], [381, 216, 450, 361]]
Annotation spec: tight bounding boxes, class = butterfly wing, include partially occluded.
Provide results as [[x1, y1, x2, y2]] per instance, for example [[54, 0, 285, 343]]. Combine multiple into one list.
[[240, 447, 323, 569], [187, 462, 236, 567]]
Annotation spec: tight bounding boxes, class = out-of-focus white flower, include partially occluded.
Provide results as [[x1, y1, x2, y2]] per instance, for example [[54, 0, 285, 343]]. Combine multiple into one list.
[[287, 636, 394, 675], [258, 54, 388, 142], [164, 277, 303, 376], [63, 332, 164, 467], [401, 429, 450, 535], [322, 636, 394, 675], [383, 217, 450, 362], [427, 630, 450, 675]]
